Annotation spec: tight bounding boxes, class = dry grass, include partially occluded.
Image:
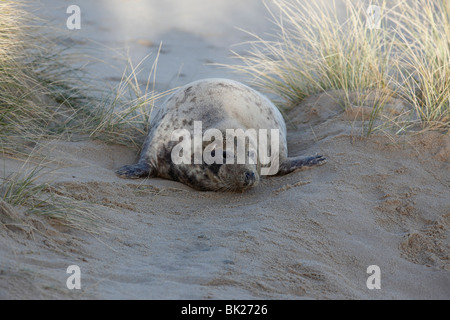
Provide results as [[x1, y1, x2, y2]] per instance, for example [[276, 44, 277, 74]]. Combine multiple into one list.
[[0, 157, 107, 235], [0, 1, 100, 232], [0, 1, 163, 232], [0, 1, 97, 155], [88, 49, 173, 149], [390, 0, 450, 132], [228, 0, 449, 134]]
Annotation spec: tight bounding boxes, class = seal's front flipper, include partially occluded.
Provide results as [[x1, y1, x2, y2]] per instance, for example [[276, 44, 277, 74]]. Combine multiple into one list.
[[278, 154, 326, 175], [115, 162, 155, 179]]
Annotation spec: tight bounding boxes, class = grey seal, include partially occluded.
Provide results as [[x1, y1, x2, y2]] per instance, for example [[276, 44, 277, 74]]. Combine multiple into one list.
[[116, 78, 326, 191]]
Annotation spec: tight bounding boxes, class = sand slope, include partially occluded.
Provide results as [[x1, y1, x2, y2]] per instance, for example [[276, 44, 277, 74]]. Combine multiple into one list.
[[1, 91, 448, 299], [1, 0, 449, 300]]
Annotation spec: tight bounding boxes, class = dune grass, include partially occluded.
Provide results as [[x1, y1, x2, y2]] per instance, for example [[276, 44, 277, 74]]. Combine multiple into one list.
[[88, 50, 172, 149], [390, 0, 450, 131], [0, 1, 163, 153], [0, 2, 101, 231], [0, 1, 162, 232], [0, 163, 107, 235], [229, 0, 449, 134], [0, 2, 90, 154]]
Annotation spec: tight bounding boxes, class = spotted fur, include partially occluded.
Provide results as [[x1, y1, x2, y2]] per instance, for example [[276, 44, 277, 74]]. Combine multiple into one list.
[[116, 78, 326, 191]]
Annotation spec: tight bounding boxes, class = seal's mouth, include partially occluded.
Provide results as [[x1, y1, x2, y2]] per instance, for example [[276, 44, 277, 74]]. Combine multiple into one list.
[[212, 171, 259, 192], [233, 170, 259, 192], [243, 171, 257, 187]]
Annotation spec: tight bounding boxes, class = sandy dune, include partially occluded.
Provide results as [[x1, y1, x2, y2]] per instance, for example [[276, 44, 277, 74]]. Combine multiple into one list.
[[1, 90, 449, 299], [1, 0, 449, 299]]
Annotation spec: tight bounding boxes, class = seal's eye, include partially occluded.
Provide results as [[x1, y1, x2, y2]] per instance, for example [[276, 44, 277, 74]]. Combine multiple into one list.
[[209, 162, 222, 174]]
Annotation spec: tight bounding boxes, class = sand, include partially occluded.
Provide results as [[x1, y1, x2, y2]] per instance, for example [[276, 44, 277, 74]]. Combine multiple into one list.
[[1, 0, 449, 300]]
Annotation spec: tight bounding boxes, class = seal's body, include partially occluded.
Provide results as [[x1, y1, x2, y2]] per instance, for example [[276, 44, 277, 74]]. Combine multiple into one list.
[[116, 78, 325, 191]]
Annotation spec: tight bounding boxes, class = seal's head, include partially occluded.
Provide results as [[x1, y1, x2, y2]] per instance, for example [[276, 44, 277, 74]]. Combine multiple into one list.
[[171, 130, 259, 192], [200, 120, 260, 191]]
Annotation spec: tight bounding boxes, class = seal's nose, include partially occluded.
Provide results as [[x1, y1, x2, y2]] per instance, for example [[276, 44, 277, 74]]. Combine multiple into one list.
[[243, 171, 256, 186]]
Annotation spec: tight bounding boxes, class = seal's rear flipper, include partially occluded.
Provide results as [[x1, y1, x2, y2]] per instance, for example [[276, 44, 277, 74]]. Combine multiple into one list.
[[277, 155, 326, 175], [115, 162, 155, 179]]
